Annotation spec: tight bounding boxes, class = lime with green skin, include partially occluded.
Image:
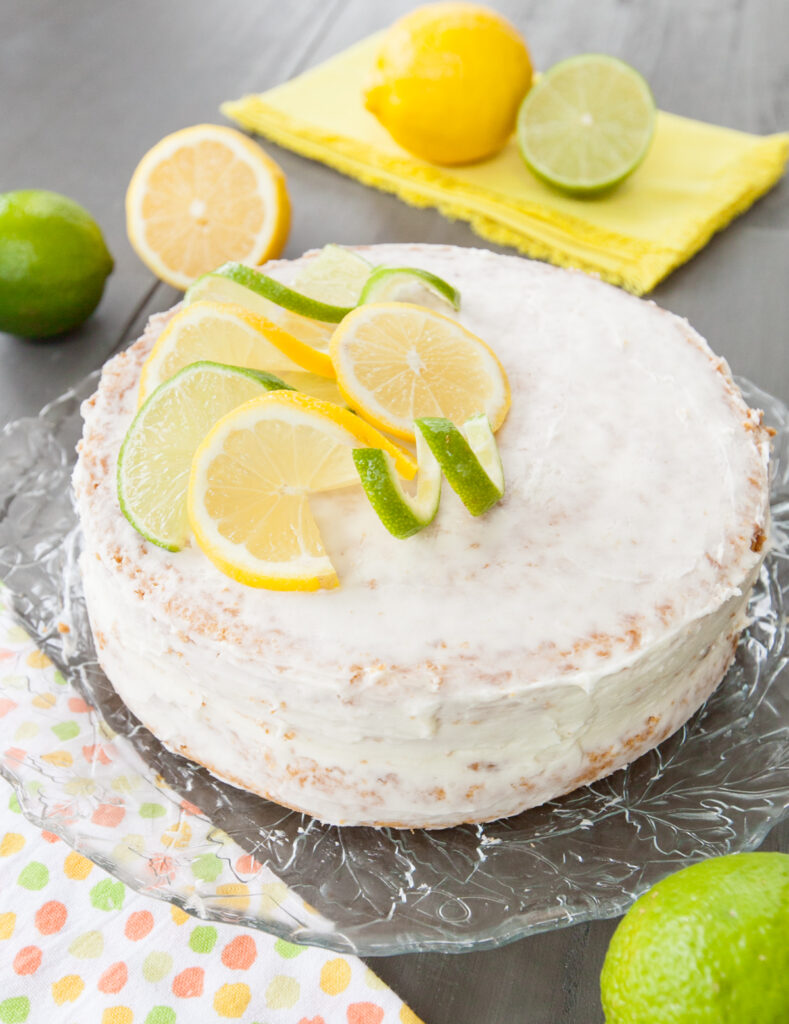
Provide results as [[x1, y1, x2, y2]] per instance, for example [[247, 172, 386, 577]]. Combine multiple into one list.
[[0, 190, 113, 338], [601, 852, 789, 1023]]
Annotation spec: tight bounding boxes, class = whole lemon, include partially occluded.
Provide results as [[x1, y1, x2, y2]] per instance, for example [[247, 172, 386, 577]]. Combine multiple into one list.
[[600, 852, 789, 1023], [364, 2, 532, 166], [0, 190, 113, 339]]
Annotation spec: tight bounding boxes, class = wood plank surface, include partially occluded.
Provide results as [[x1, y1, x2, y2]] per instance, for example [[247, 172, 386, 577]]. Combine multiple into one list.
[[1, 2, 787, 1022]]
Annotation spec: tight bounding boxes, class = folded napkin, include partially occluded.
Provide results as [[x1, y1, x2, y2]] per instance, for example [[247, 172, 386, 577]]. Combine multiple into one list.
[[0, 596, 423, 1024], [222, 33, 789, 295]]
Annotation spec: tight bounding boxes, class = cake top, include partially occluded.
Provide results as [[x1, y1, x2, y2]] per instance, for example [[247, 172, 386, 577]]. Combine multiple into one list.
[[75, 245, 770, 694]]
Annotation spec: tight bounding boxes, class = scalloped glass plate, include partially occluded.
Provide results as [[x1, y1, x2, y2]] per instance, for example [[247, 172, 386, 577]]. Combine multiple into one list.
[[1, 373, 788, 956]]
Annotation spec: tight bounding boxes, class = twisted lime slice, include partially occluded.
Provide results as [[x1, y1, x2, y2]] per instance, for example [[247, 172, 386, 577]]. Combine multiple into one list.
[[359, 266, 460, 311], [416, 414, 504, 516], [118, 361, 291, 551], [294, 244, 372, 305], [354, 429, 441, 539], [517, 54, 656, 195], [186, 262, 353, 322]]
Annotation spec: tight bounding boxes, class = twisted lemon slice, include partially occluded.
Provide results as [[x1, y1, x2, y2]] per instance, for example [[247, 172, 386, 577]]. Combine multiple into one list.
[[188, 391, 416, 591]]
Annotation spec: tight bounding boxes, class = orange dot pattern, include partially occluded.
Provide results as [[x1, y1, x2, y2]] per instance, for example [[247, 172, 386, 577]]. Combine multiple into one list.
[[0, 615, 417, 1023]]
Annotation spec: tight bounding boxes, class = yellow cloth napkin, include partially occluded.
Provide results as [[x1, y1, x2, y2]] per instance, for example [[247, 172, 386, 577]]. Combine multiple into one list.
[[222, 33, 788, 294]]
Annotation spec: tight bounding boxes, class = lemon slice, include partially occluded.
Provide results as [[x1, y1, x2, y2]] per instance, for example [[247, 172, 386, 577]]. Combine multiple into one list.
[[185, 262, 348, 372], [359, 267, 460, 312], [117, 361, 289, 551], [354, 428, 441, 539], [330, 303, 510, 442], [294, 244, 372, 305], [126, 124, 290, 289], [517, 55, 655, 195], [138, 300, 338, 408], [188, 391, 416, 591], [416, 415, 504, 516]]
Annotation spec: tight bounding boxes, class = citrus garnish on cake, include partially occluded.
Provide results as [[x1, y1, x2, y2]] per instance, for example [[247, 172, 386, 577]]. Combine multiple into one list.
[[75, 244, 771, 829], [187, 390, 416, 591], [330, 302, 510, 441], [137, 300, 344, 404], [117, 360, 290, 551]]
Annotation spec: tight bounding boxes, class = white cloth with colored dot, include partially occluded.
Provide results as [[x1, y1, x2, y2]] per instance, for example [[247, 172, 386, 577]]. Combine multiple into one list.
[[0, 597, 423, 1024]]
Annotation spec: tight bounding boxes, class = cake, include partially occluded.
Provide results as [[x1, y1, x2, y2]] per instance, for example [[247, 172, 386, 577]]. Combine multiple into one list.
[[73, 245, 771, 829]]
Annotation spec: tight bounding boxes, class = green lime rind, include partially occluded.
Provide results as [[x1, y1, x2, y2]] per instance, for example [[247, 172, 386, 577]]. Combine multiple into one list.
[[416, 414, 504, 516], [187, 262, 354, 323], [117, 360, 291, 551], [294, 244, 372, 306], [359, 266, 461, 311], [517, 54, 656, 197], [354, 429, 441, 539]]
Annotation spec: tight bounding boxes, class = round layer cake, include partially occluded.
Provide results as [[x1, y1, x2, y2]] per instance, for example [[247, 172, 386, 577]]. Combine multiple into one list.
[[73, 245, 771, 828]]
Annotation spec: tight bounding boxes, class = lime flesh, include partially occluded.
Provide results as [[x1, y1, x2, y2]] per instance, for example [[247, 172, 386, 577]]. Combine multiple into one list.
[[0, 190, 113, 338], [517, 54, 655, 195], [294, 244, 371, 305], [117, 361, 290, 550]]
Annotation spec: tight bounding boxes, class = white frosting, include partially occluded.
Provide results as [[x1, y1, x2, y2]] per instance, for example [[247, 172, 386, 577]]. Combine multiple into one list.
[[73, 245, 771, 827]]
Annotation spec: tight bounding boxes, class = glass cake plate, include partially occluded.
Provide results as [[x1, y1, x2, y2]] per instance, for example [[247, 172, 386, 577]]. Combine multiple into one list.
[[1, 372, 789, 956]]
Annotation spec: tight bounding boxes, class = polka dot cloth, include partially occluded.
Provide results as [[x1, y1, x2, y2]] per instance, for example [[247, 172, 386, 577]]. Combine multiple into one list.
[[0, 784, 424, 1023], [0, 595, 424, 1023]]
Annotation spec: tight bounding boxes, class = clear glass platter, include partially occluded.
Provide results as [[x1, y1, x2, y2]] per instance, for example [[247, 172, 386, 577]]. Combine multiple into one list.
[[1, 372, 788, 956]]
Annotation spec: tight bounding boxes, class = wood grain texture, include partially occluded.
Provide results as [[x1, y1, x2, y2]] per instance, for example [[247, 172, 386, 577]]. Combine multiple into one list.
[[1, 2, 788, 1021]]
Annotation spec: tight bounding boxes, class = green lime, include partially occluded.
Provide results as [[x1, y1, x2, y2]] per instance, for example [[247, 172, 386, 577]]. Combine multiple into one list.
[[416, 414, 504, 516], [359, 266, 460, 312], [294, 244, 371, 305], [185, 262, 353, 323], [117, 360, 291, 551], [601, 852, 789, 1023], [517, 54, 655, 196], [0, 189, 113, 338], [354, 429, 441, 539]]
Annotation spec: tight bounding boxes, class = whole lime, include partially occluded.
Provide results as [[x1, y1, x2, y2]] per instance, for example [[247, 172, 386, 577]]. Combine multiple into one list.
[[600, 852, 789, 1023], [0, 189, 113, 338]]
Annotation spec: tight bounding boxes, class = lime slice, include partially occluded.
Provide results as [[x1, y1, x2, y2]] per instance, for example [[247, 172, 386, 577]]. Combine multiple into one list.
[[517, 54, 656, 195], [294, 244, 372, 305], [416, 414, 504, 516], [186, 262, 353, 323], [359, 266, 460, 312], [117, 361, 290, 551], [354, 429, 441, 539]]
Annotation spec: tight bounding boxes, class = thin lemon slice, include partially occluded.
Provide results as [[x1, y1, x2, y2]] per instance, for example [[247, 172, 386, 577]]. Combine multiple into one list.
[[294, 244, 372, 305], [118, 361, 289, 551], [126, 124, 290, 289], [330, 302, 510, 442], [188, 391, 416, 591], [185, 263, 344, 372], [416, 414, 504, 516], [517, 55, 655, 195], [353, 428, 441, 539], [138, 300, 336, 406], [359, 267, 460, 312]]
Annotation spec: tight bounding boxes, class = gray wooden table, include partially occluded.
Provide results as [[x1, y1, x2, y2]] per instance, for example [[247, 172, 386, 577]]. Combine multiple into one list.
[[2, 2, 788, 1020]]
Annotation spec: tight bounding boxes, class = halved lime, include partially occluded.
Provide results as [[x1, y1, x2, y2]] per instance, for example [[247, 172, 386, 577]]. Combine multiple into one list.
[[416, 414, 504, 516], [117, 361, 290, 551], [517, 54, 656, 195], [294, 244, 372, 306], [185, 262, 353, 323], [359, 266, 460, 312], [354, 429, 441, 539]]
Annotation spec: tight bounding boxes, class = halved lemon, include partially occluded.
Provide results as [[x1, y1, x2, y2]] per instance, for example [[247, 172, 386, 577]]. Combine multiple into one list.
[[138, 301, 339, 408], [330, 303, 510, 442], [126, 124, 290, 289], [188, 391, 416, 591]]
